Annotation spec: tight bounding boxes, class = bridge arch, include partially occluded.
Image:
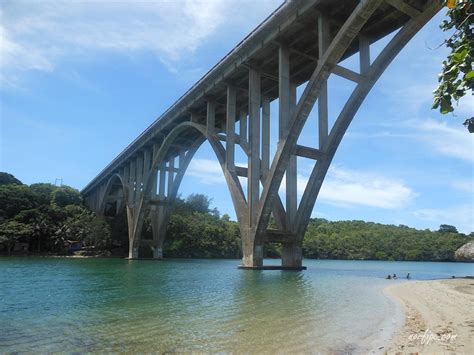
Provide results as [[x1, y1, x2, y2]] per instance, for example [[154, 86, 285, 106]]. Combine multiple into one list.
[[98, 173, 129, 216], [128, 121, 248, 258], [82, 0, 442, 268], [96, 173, 134, 255]]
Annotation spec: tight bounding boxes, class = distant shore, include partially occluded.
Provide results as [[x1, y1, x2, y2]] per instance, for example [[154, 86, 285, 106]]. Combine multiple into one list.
[[384, 279, 474, 354]]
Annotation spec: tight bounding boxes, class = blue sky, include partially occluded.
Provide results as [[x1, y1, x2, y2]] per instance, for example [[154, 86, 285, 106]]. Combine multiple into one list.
[[1, 1, 472, 233]]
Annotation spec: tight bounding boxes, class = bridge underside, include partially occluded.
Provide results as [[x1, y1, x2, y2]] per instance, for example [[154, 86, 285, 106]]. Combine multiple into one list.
[[81, 0, 441, 268]]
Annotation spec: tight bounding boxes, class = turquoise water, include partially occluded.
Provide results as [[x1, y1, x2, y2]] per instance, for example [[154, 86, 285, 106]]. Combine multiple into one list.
[[1, 258, 472, 353]]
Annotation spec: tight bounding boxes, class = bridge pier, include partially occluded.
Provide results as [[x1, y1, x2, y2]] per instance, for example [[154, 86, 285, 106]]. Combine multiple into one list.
[[152, 246, 163, 259], [282, 243, 303, 269]]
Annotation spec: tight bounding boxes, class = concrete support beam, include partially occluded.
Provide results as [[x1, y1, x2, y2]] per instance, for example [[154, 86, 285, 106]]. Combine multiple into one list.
[[262, 97, 270, 177], [136, 153, 144, 199], [226, 85, 236, 172], [248, 67, 261, 227], [278, 44, 290, 140], [286, 83, 297, 227], [206, 100, 215, 134], [295, 145, 324, 160], [332, 65, 363, 83], [123, 163, 130, 187], [318, 13, 330, 150], [239, 110, 247, 144], [151, 141, 160, 197], [152, 246, 163, 259], [386, 0, 421, 18], [129, 159, 136, 202], [282, 243, 303, 268], [359, 35, 371, 75], [159, 163, 166, 198], [167, 157, 175, 197], [179, 149, 186, 169], [143, 148, 151, 183]]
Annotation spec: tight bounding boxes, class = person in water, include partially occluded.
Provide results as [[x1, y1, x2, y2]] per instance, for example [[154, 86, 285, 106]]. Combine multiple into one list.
[[406, 273, 411, 279], [386, 274, 392, 279], [392, 273, 397, 279]]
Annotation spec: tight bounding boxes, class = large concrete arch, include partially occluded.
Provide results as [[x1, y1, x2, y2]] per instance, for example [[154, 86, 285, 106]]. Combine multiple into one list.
[[82, 0, 442, 269], [128, 121, 247, 259], [97, 173, 129, 216]]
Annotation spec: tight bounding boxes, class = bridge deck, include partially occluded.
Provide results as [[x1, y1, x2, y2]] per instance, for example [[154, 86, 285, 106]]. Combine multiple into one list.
[[82, 0, 427, 195]]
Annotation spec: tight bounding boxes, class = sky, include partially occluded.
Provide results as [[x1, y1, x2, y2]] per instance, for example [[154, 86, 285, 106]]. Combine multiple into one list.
[[1, 0, 473, 233]]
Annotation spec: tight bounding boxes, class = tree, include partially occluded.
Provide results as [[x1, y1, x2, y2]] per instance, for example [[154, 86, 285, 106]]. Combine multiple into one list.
[[51, 185, 82, 207], [185, 193, 211, 214], [0, 172, 22, 186], [30, 183, 57, 205], [0, 184, 40, 220], [433, 0, 473, 127], [0, 221, 32, 253], [438, 224, 459, 233]]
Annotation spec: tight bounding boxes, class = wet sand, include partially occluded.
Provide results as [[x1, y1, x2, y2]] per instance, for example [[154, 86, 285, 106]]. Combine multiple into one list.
[[384, 279, 474, 354]]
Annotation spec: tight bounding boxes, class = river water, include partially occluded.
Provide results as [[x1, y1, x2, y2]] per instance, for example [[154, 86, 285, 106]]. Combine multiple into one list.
[[0, 257, 472, 353]]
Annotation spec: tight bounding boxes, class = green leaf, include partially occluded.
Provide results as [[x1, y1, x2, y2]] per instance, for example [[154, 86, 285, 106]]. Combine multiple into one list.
[[464, 71, 474, 80]]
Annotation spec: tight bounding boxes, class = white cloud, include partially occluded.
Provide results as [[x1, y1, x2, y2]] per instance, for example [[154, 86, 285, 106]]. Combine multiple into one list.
[[413, 204, 474, 234], [348, 118, 474, 163], [415, 119, 474, 163], [187, 158, 225, 185], [188, 158, 417, 210], [277, 165, 416, 209], [303, 166, 416, 209], [0, 0, 279, 89]]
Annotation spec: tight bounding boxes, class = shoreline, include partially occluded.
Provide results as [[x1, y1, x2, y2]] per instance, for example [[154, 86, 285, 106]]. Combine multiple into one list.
[[384, 279, 474, 354], [1, 254, 473, 264]]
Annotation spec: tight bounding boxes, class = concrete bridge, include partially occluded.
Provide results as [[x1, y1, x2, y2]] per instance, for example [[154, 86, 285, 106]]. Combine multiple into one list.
[[81, 0, 441, 269]]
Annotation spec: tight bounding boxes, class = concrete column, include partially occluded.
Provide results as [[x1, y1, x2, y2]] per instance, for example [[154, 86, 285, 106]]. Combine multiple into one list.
[[130, 246, 139, 259], [206, 100, 215, 134], [286, 83, 297, 227], [116, 198, 123, 215], [248, 67, 261, 227], [359, 35, 370, 75], [152, 142, 160, 197], [226, 85, 236, 172], [278, 44, 290, 140], [179, 149, 186, 169], [167, 157, 175, 197], [129, 159, 136, 202], [239, 110, 247, 143], [262, 96, 270, 177], [123, 163, 130, 187], [318, 13, 330, 149], [152, 246, 163, 259], [150, 210, 165, 259], [282, 243, 303, 268], [136, 153, 144, 198], [143, 148, 151, 183], [159, 163, 166, 198], [241, 229, 263, 268]]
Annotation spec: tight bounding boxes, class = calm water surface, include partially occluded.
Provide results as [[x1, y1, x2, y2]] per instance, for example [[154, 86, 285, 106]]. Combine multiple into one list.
[[1, 258, 472, 353]]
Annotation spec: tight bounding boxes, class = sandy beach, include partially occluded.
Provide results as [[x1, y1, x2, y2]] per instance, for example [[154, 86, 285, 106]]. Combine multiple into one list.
[[384, 279, 474, 354]]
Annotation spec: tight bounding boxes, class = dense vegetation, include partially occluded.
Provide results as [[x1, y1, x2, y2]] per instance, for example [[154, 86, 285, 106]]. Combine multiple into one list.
[[303, 219, 471, 261], [0, 172, 471, 261], [0, 173, 111, 254], [162, 195, 241, 258]]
